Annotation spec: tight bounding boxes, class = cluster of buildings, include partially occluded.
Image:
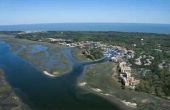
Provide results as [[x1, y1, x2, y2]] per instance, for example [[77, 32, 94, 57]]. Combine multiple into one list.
[[135, 55, 154, 66], [47, 38, 72, 43], [46, 38, 103, 48], [46, 37, 135, 62], [119, 62, 140, 89], [43, 37, 139, 89], [104, 46, 135, 62]]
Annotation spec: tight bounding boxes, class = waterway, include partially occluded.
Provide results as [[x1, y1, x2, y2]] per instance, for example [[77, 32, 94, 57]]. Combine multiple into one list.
[[0, 40, 123, 110]]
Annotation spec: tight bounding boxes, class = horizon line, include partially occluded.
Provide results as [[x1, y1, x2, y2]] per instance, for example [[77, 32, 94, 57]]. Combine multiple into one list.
[[0, 22, 170, 26]]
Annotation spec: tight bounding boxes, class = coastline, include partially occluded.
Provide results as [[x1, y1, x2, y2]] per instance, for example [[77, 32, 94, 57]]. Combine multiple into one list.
[[43, 71, 55, 77], [77, 81, 132, 110], [79, 61, 170, 110], [0, 36, 73, 77], [0, 23, 170, 34], [40, 53, 132, 109], [0, 70, 31, 110], [1, 32, 170, 110], [76, 60, 134, 110]]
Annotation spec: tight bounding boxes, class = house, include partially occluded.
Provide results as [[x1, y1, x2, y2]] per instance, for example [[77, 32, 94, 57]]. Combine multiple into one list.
[[119, 62, 139, 89]]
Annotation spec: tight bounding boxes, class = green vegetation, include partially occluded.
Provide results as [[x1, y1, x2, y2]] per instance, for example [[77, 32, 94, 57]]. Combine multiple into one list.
[[1, 31, 170, 110], [0, 70, 30, 110], [71, 48, 90, 62], [82, 47, 104, 60], [15, 31, 170, 98], [82, 62, 116, 88], [82, 62, 170, 110], [15, 31, 170, 48], [136, 68, 170, 98], [1, 36, 72, 76]]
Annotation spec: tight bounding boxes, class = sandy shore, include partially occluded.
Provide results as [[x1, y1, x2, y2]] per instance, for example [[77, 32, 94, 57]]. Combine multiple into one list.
[[43, 71, 55, 77]]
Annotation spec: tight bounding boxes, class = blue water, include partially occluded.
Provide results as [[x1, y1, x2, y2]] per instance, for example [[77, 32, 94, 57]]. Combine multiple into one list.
[[0, 23, 170, 34], [29, 44, 48, 55], [0, 40, 124, 110]]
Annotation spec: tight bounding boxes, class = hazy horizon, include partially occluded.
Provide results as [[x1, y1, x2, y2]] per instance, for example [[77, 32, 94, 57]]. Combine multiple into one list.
[[0, 23, 170, 34], [1, 22, 170, 26]]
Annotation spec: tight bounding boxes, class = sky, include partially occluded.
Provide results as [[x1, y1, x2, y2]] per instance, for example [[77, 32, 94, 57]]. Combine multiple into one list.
[[0, 0, 170, 25]]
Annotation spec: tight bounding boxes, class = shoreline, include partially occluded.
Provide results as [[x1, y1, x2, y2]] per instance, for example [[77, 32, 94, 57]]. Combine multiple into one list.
[[1, 32, 170, 110], [77, 83, 133, 110], [0, 70, 31, 110], [77, 62, 133, 110], [43, 71, 55, 77]]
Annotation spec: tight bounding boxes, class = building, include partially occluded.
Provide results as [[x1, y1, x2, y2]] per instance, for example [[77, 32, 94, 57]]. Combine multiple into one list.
[[119, 62, 139, 89]]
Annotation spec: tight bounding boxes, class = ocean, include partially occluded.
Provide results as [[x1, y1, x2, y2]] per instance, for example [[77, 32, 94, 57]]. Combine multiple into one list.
[[0, 23, 170, 34]]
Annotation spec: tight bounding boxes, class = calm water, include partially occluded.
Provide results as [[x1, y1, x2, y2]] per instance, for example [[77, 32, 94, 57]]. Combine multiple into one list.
[[0, 23, 170, 34], [0, 41, 123, 110]]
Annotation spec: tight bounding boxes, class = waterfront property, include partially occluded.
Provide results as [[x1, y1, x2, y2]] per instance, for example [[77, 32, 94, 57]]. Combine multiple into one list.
[[1, 31, 170, 110], [119, 62, 140, 89], [0, 40, 127, 110]]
